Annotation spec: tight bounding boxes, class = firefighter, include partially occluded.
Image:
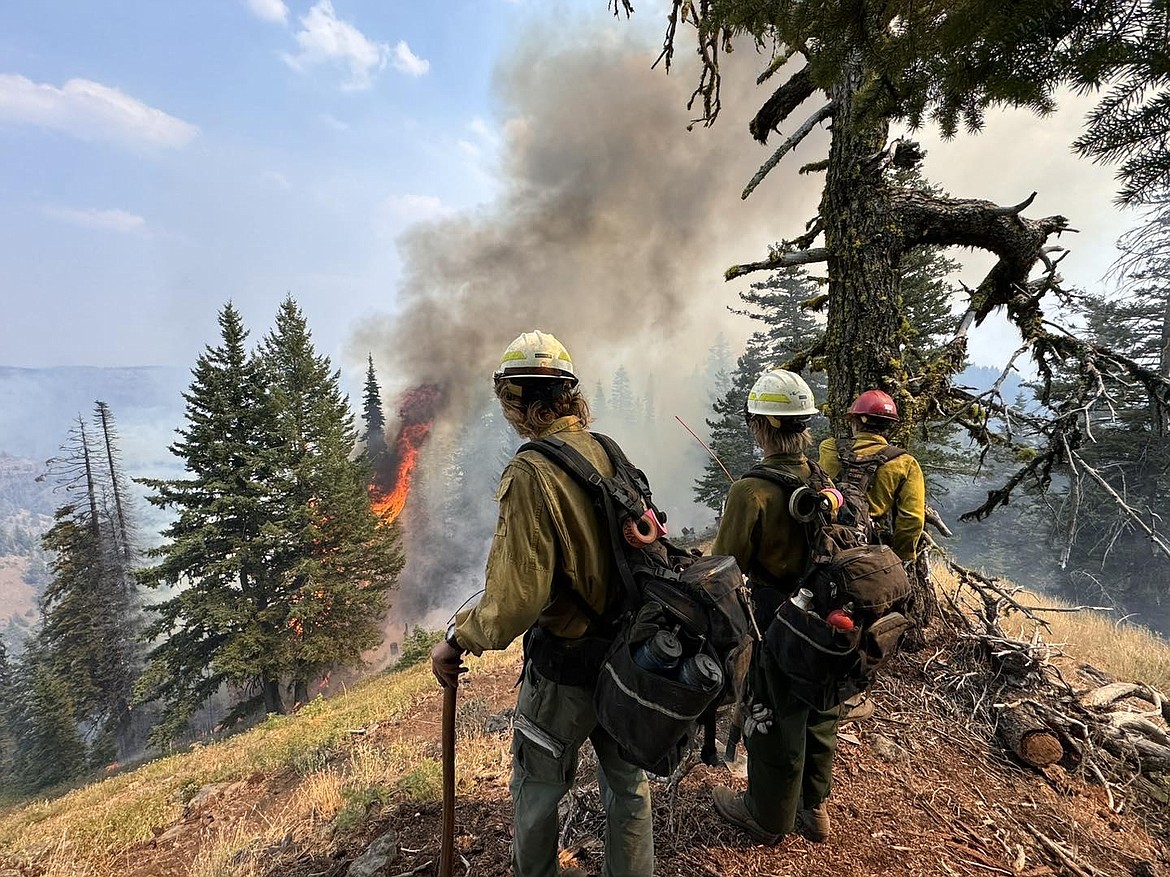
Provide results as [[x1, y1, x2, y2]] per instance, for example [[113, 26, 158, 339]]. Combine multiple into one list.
[[709, 368, 838, 845], [819, 389, 927, 720], [431, 330, 653, 877], [818, 390, 925, 563]]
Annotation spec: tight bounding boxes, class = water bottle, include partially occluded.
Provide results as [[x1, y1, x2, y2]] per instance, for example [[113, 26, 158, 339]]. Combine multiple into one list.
[[633, 630, 682, 675], [790, 588, 815, 612], [677, 653, 724, 690]]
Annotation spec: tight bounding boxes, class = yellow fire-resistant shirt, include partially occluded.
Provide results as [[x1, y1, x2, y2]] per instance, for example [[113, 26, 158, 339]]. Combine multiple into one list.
[[711, 452, 814, 597], [818, 433, 926, 562], [453, 416, 620, 656]]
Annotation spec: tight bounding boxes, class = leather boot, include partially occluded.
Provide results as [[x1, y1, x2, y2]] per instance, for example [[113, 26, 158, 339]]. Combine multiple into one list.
[[712, 785, 782, 845], [798, 800, 831, 842]]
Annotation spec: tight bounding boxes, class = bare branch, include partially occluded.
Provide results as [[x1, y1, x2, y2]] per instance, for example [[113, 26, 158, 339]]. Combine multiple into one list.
[[749, 65, 816, 144], [1069, 450, 1170, 560], [725, 247, 829, 281], [989, 191, 1038, 216], [742, 102, 835, 199]]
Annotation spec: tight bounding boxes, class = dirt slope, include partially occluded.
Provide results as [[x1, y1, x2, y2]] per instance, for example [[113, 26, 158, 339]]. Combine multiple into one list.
[[93, 644, 1167, 877]]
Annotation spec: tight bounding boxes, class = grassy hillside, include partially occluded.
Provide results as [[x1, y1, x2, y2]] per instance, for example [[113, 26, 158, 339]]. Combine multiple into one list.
[[1, 578, 1167, 877]]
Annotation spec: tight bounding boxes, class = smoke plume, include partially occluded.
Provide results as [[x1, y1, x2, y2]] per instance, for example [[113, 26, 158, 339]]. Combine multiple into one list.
[[355, 25, 823, 625]]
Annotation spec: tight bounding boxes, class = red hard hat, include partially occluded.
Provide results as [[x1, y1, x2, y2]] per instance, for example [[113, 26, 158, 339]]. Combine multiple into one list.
[[849, 390, 900, 421]]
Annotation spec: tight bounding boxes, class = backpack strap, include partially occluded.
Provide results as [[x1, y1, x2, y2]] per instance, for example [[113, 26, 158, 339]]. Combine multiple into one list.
[[517, 435, 649, 613], [837, 440, 907, 498]]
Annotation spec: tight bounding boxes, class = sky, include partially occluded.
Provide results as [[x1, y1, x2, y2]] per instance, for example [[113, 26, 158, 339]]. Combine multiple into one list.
[[0, 0, 1148, 398]]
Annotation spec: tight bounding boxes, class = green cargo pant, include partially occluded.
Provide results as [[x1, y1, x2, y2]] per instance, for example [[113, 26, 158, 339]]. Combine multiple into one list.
[[743, 652, 840, 835], [510, 662, 654, 877]]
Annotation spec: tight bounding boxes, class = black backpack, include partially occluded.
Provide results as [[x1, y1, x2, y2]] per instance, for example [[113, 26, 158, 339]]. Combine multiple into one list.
[[520, 432, 753, 775], [742, 459, 912, 710]]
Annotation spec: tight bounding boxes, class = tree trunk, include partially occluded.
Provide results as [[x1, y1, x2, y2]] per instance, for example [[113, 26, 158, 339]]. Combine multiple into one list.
[[822, 56, 905, 439], [262, 679, 285, 715], [293, 678, 309, 707]]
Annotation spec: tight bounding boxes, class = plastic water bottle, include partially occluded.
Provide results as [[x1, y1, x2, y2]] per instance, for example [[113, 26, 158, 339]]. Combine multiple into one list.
[[677, 653, 724, 690], [634, 630, 682, 675]]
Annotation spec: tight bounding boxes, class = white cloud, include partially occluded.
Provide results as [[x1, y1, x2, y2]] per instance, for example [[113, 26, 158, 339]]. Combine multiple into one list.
[[283, 0, 389, 91], [0, 74, 198, 149], [391, 41, 430, 77], [458, 139, 480, 157], [42, 206, 147, 233], [385, 194, 453, 222], [245, 0, 289, 24]]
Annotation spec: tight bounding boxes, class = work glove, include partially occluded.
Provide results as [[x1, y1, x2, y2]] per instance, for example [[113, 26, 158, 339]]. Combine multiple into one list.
[[742, 702, 773, 738], [431, 639, 466, 689]]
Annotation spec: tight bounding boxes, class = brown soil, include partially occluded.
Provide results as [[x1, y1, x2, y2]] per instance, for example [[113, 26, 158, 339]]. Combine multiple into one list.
[[75, 644, 1170, 877]]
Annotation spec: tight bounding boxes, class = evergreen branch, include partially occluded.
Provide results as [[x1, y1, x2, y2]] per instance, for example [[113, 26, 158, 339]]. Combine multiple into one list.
[[725, 247, 829, 281], [742, 102, 836, 199]]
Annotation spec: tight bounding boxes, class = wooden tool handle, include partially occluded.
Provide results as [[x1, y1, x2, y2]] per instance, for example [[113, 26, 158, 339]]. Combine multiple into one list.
[[439, 683, 457, 877]]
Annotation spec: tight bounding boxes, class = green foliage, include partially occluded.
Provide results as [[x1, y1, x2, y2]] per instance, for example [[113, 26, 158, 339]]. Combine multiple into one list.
[[396, 626, 443, 671], [31, 403, 140, 766], [138, 300, 405, 744], [6, 662, 87, 794], [333, 784, 392, 834]]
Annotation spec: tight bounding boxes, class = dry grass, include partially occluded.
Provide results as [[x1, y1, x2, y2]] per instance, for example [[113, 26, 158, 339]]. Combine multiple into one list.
[[934, 565, 1170, 692], [0, 646, 519, 876]]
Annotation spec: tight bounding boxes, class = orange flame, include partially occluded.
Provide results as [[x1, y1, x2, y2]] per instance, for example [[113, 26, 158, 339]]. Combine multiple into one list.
[[371, 420, 433, 523]]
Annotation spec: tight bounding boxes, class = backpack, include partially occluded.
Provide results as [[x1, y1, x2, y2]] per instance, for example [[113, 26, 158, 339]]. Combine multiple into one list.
[[833, 440, 908, 545], [741, 458, 913, 710], [519, 432, 753, 775]]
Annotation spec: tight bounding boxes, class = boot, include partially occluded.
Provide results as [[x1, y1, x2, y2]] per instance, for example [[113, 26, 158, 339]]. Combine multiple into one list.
[[798, 800, 831, 842], [712, 785, 781, 845], [841, 692, 874, 722]]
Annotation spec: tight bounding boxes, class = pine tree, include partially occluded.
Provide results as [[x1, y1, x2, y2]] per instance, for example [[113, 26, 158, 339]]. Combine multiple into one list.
[[138, 303, 286, 739], [362, 354, 388, 462], [694, 332, 772, 513], [610, 366, 636, 425], [1041, 202, 1170, 601], [592, 380, 608, 424], [260, 297, 404, 706], [6, 658, 87, 793], [604, 0, 1168, 458], [35, 409, 139, 763]]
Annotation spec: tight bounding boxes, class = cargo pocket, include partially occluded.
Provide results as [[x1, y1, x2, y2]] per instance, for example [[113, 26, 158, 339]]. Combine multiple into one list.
[[512, 663, 583, 785], [859, 611, 913, 675]]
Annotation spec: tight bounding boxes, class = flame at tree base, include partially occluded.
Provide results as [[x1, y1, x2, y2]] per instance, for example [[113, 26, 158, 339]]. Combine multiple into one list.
[[370, 384, 443, 525]]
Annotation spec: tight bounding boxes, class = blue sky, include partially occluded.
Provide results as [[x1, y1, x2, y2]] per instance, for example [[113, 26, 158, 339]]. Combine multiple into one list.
[[0, 0, 630, 378], [0, 0, 1143, 393]]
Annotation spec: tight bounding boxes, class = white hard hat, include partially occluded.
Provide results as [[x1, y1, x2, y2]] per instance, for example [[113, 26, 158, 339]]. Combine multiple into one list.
[[494, 330, 577, 384], [746, 368, 818, 422]]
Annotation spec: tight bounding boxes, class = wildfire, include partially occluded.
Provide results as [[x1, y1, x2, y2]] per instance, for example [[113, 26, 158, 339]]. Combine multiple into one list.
[[371, 384, 443, 524]]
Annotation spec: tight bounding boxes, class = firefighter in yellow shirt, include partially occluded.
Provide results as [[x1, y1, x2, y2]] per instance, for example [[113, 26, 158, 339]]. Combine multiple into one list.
[[818, 390, 925, 562], [431, 331, 652, 877]]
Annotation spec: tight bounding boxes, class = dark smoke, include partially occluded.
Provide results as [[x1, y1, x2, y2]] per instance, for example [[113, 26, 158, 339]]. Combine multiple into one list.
[[354, 24, 824, 626]]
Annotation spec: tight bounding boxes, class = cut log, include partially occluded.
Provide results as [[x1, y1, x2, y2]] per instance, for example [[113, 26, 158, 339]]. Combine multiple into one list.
[[998, 704, 1064, 767]]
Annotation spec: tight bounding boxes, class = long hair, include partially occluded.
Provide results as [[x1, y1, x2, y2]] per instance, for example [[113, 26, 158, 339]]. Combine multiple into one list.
[[748, 415, 812, 456], [495, 379, 591, 439]]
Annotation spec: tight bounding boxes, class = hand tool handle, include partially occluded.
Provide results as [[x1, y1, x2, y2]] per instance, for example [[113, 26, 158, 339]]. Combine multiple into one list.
[[439, 683, 457, 877]]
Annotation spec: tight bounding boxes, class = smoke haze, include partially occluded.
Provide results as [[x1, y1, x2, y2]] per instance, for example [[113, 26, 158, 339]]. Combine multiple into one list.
[[354, 26, 825, 625]]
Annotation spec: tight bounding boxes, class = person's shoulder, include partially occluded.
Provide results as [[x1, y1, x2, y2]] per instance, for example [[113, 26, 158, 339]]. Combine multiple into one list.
[[819, 437, 838, 451]]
